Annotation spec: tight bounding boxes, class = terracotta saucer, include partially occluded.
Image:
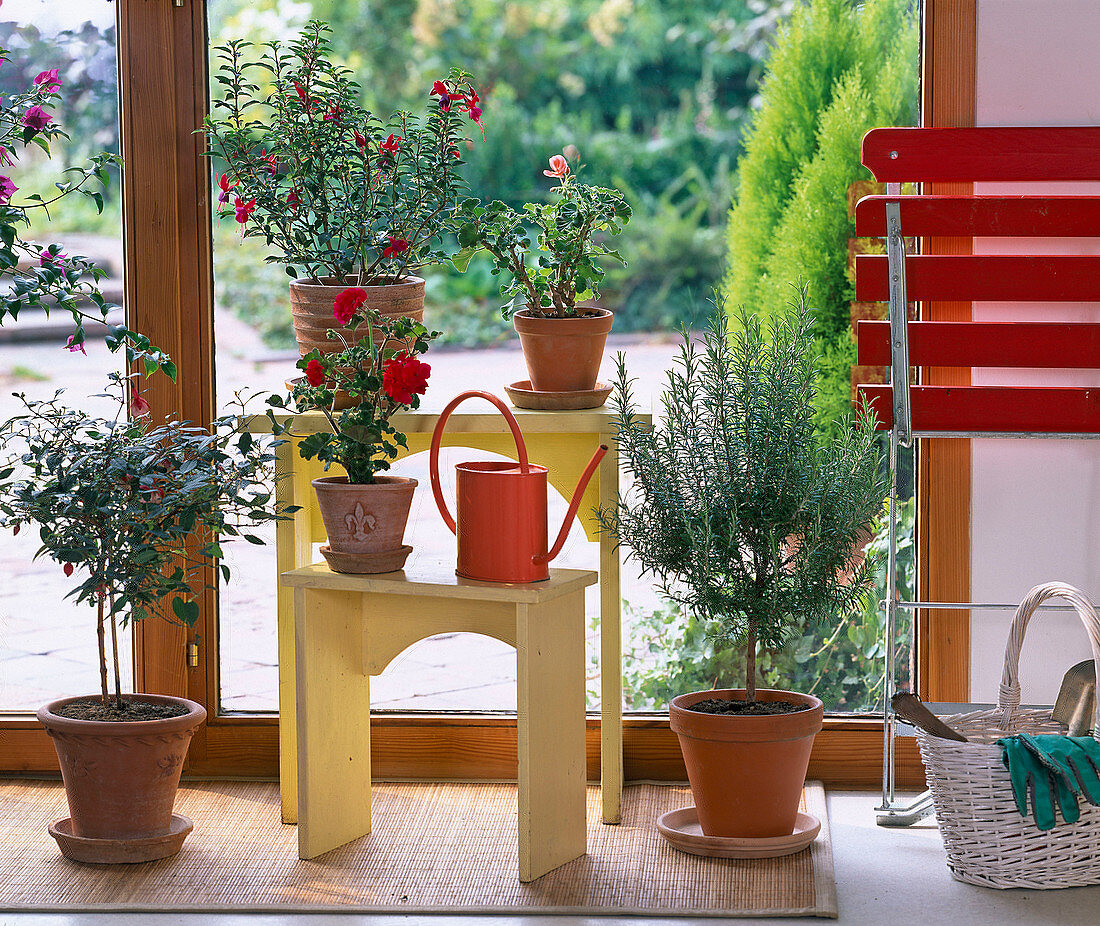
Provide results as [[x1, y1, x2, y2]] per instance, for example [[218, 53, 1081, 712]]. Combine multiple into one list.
[[504, 380, 612, 411], [320, 544, 412, 574], [49, 813, 193, 864], [656, 807, 820, 859]]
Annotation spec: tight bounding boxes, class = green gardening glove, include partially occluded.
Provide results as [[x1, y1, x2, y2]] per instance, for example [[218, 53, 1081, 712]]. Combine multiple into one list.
[[1018, 733, 1100, 808], [997, 735, 1064, 830]]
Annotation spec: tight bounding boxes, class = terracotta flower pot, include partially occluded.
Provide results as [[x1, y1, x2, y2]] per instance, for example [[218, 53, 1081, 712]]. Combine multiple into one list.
[[669, 688, 823, 839], [289, 276, 425, 360], [312, 474, 417, 573], [512, 307, 613, 393], [37, 693, 206, 862]]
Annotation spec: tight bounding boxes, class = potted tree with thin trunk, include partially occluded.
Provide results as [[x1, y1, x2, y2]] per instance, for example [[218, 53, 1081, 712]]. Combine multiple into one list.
[[599, 288, 886, 844]]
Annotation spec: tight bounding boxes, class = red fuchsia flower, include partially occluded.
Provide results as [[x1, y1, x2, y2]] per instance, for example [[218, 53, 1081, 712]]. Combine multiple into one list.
[[260, 148, 278, 177], [430, 80, 450, 98], [543, 154, 570, 179], [64, 334, 85, 355], [0, 175, 16, 204], [34, 68, 61, 92], [63, 563, 74, 578], [333, 286, 369, 326], [304, 358, 325, 387], [353, 127, 367, 151], [294, 82, 314, 112], [382, 353, 431, 405], [21, 105, 52, 133], [323, 102, 343, 123], [286, 187, 302, 208], [380, 133, 401, 156], [234, 195, 256, 226], [12, 524, 19, 536], [217, 172, 235, 203], [383, 235, 410, 259], [466, 104, 484, 139], [130, 394, 151, 418]]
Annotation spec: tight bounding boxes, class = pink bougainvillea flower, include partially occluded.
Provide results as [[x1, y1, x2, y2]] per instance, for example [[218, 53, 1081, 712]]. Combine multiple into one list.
[[21, 105, 52, 133], [304, 358, 325, 387], [382, 236, 410, 260], [382, 353, 431, 405], [130, 394, 151, 418], [0, 175, 16, 204], [217, 172, 235, 203], [332, 287, 369, 325], [323, 102, 343, 122], [0, 147, 12, 167], [294, 82, 314, 112], [234, 195, 256, 225], [33, 68, 61, 92], [543, 154, 570, 179], [63, 334, 85, 355], [353, 127, 367, 150], [40, 248, 67, 268]]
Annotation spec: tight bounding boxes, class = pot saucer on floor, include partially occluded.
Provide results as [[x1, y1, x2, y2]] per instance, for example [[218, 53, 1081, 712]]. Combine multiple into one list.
[[504, 380, 612, 410], [319, 544, 412, 574], [49, 814, 193, 864], [656, 807, 820, 859]]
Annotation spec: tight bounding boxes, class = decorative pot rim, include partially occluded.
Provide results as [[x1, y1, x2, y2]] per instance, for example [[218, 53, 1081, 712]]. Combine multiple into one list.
[[311, 474, 419, 491], [37, 693, 207, 735], [290, 275, 425, 291], [669, 688, 824, 742], [513, 306, 612, 322]]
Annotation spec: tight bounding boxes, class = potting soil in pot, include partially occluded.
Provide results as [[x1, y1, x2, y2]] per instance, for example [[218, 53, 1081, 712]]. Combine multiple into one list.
[[688, 698, 812, 716]]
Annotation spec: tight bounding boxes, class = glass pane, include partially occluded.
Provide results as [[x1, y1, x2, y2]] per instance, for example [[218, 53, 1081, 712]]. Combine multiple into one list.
[[0, 2, 129, 710]]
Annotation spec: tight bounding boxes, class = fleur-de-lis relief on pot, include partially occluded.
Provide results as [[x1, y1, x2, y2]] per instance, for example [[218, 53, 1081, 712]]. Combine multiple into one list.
[[345, 503, 377, 541]]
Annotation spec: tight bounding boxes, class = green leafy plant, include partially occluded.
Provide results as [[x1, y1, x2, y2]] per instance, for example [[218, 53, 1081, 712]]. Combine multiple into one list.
[[205, 20, 481, 285], [598, 288, 888, 701], [454, 151, 631, 318], [268, 286, 439, 484], [0, 374, 289, 711]]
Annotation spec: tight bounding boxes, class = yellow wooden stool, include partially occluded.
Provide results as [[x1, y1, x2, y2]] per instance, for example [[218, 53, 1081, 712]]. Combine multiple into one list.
[[281, 562, 597, 882]]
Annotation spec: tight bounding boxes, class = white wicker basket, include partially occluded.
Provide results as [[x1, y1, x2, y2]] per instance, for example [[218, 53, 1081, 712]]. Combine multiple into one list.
[[914, 582, 1100, 890]]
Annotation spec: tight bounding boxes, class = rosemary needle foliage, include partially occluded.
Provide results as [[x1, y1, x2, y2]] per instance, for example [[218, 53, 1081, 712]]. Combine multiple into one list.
[[598, 288, 888, 701]]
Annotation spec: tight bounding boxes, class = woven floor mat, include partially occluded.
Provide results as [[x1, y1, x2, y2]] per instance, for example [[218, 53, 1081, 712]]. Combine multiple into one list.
[[0, 779, 837, 917]]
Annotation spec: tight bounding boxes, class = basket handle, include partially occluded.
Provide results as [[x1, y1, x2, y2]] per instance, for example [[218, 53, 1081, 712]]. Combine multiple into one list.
[[998, 581, 1100, 741]]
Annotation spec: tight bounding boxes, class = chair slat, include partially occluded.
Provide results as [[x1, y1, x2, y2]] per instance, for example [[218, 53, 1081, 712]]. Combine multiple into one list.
[[855, 255, 1100, 302], [857, 385, 1100, 433], [854, 195, 1100, 237], [856, 321, 1100, 369], [862, 127, 1100, 182]]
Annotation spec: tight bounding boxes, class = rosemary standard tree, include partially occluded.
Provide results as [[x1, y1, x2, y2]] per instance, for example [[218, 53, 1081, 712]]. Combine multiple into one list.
[[599, 289, 888, 703]]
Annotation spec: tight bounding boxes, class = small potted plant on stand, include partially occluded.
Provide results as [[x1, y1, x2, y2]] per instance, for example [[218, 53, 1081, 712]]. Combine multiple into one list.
[[268, 288, 438, 574], [0, 372, 288, 863], [598, 289, 886, 855], [204, 20, 481, 362], [454, 150, 630, 406]]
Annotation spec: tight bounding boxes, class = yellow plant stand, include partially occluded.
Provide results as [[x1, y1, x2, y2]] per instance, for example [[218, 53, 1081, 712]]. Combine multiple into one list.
[[281, 562, 597, 882], [268, 407, 649, 828]]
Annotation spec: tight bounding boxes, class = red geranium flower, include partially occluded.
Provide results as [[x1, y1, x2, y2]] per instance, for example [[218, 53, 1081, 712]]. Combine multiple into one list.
[[382, 353, 431, 405], [383, 236, 410, 259], [305, 358, 325, 387], [333, 287, 369, 326], [543, 154, 570, 179], [21, 105, 52, 133]]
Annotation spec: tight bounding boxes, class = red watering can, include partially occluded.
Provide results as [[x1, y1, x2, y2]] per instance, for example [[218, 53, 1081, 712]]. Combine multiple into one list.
[[429, 391, 607, 583]]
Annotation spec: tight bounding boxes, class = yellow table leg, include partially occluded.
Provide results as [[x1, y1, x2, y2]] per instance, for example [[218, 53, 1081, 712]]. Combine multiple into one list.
[[295, 587, 373, 859], [598, 433, 623, 824], [516, 591, 588, 882]]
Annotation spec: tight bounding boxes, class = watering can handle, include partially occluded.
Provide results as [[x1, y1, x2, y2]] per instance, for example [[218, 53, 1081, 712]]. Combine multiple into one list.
[[429, 391, 530, 535]]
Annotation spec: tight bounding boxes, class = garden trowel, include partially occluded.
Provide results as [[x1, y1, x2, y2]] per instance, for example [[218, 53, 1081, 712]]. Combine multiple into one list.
[[1051, 659, 1096, 736]]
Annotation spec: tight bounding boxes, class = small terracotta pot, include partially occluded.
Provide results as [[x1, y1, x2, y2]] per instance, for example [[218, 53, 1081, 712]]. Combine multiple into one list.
[[670, 688, 823, 839], [289, 276, 425, 359], [512, 307, 613, 393], [37, 694, 206, 848], [313, 474, 417, 572]]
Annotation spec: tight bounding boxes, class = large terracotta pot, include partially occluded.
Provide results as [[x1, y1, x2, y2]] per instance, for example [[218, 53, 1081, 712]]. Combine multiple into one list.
[[512, 307, 613, 393], [669, 688, 823, 838], [37, 693, 206, 862], [289, 276, 425, 359], [313, 474, 417, 573]]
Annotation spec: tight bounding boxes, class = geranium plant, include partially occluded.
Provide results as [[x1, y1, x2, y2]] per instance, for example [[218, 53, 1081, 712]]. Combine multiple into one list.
[[204, 20, 481, 285], [0, 374, 289, 715], [0, 48, 171, 375], [268, 286, 439, 483], [454, 151, 631, 318]]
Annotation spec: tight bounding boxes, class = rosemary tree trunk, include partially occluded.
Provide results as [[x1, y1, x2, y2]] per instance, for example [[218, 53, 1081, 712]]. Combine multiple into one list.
[[96, 596, 109, 704], [108, 592, 123, 710], [745, 629, 757, 702]]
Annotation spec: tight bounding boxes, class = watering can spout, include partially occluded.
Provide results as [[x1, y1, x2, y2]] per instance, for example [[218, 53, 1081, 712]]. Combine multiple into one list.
[[534, 444, 608, 566]]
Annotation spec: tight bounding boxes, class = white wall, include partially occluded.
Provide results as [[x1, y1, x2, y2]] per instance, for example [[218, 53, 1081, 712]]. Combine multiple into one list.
[[969, 0, 1100, 702]]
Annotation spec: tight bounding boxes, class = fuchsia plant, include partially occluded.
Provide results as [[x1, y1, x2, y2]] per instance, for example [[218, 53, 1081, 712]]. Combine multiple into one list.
[[204, 20, 481, 286]]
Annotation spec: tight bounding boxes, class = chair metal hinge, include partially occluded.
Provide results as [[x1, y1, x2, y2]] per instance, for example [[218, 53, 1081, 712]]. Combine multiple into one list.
[[186, 641, 200, 668]]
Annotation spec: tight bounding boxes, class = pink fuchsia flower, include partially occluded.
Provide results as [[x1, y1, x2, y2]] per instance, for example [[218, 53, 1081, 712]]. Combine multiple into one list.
[[234, 195, 256, 225], [33, 68, 61, 92], [21, 105, 52, 133], [217, 172, 235, 203], [382, 353, 431, 405], [333, 286, 369, 326], [383, 236, 410, 259], [130, 394, 151, 418], [64, 334, 85, 355], [466, 105, 484, 139], [543, 154, 570, 179], [304, 358, 325, 387], [0, 175, 16, 204], [380, 133, 401, 156]]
